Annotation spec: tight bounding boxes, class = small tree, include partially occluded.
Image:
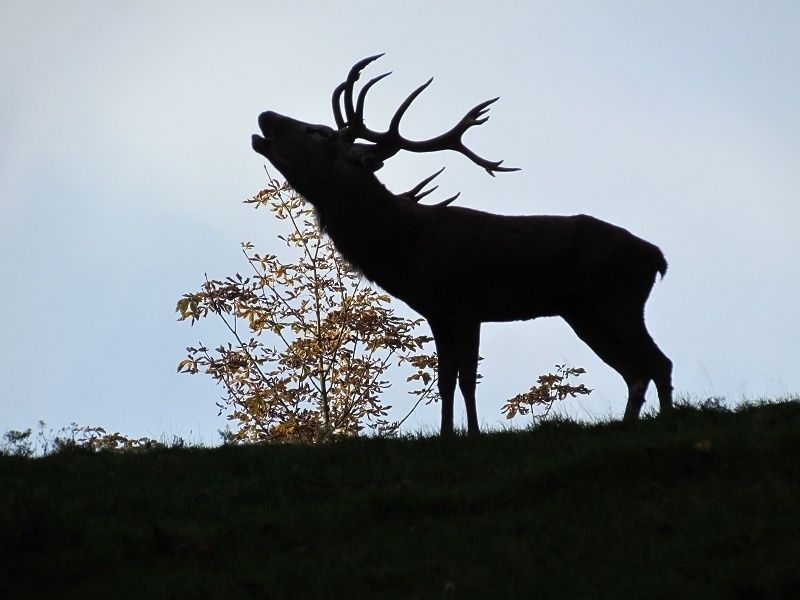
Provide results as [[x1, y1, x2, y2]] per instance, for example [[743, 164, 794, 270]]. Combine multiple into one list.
[[502, 364, 592, 424], [177, 179, 438, 443]]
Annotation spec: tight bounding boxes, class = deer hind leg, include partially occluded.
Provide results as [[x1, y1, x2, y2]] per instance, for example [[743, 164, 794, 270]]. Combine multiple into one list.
[[647, 335, 673, 415], [429, 320, 458, 436], [612, 314, 673, 417], [623, 378, 650, 422], [563, 311, 654, 422]]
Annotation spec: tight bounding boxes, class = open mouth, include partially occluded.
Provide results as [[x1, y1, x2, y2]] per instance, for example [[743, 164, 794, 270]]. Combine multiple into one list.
[[251, 111, 278, 155], [251, 133, 271, 155]]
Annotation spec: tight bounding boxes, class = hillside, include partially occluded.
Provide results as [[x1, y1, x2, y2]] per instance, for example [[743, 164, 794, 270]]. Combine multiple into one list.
[[2, 400, 799, 598]]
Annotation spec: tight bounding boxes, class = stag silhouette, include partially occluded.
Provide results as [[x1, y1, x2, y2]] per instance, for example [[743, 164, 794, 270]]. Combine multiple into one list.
[[252, 55, 673, 436]]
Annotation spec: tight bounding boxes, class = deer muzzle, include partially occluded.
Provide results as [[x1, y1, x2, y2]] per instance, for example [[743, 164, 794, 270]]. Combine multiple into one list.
[[251, 111, 279, 156]]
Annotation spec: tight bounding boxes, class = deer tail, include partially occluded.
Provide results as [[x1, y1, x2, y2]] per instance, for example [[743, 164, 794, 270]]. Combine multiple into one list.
[[655, 249, 668, 280]]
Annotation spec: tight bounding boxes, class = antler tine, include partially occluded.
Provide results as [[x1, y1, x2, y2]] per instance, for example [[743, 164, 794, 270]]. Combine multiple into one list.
[[398, 167, 446, 203], [405, 185, 438, 203], [353, 71, 392, 126], [435, 192, 460, 207], [332, 53, 384, 129], [343, 54, 384, 126], [387, 77, 434, 139], [332, 81, 347, 129], [458, 148, 520, 177]]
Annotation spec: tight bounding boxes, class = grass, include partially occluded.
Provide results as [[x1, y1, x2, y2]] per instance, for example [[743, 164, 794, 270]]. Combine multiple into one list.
[[2, 399, 799, 598]]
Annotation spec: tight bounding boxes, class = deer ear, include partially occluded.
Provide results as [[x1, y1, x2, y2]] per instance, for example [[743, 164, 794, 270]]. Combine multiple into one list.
[[347, 147, 384, 172], [359, 154, 384, 172]]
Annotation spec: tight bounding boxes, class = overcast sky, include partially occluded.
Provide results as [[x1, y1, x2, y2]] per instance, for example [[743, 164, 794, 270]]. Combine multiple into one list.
[[2, 1, 798, 443]]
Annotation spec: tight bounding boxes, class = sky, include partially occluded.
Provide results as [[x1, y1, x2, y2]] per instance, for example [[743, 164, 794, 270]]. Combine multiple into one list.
[[1, 1, 798, 443]]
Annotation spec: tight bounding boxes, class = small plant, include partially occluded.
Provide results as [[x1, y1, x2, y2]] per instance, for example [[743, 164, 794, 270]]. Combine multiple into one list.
[[1, 428, 34, 458], [0, 422, 170, 456], [61, 425, 166, 452], [502, 364, 592, 424], [177, 179, 439, 443]]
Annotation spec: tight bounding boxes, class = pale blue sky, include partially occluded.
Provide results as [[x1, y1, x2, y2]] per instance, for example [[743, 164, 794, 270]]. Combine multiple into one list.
[[2, 1, 798, 442]]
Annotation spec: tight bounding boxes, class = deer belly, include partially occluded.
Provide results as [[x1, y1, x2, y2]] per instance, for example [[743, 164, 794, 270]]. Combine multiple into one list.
[[477, 286, 555, 322]]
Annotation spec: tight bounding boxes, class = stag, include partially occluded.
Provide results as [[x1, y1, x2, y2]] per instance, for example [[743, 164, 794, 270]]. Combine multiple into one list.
[[251, 54, 673, 436]]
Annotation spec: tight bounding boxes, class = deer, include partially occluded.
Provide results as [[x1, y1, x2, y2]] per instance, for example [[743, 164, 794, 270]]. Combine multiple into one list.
[[251, 54, 673, 436]]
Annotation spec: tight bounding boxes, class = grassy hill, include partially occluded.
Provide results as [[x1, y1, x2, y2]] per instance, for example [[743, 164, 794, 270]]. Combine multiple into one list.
[[2, 400, 799, 598]]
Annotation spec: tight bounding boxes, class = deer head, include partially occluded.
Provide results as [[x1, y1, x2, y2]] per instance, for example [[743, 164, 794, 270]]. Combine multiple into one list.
[[251, 54, 518, 201]]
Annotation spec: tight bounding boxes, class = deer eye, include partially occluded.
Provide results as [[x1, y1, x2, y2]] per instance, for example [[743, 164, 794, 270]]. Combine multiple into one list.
[[307, 127, 332, 139]]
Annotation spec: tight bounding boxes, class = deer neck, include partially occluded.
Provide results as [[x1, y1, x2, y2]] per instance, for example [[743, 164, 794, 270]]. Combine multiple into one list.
[[311, 176, 418, 286]]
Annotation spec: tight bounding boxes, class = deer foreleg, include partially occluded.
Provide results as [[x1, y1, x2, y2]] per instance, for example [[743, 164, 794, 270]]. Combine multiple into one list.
[[455, 321, 482, 436], [430, 320, 457, 436]]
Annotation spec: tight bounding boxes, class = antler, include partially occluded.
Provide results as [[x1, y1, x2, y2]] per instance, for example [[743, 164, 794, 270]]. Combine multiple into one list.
[[398, 168, 461, 207], [332, 55, 519, 176], [332, 54, 387, 129], [399, 167, 445, 203]]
